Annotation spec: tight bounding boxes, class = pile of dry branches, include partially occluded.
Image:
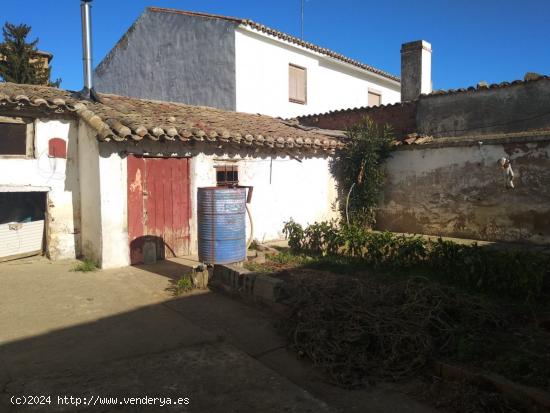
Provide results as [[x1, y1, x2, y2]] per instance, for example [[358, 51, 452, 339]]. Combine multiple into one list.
[[281, 274, 504, 388]]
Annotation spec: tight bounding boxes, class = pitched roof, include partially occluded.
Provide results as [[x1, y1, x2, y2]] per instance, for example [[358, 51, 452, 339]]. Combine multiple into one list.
[[145, 7, 400, 83], [0, 82, 345, 153]]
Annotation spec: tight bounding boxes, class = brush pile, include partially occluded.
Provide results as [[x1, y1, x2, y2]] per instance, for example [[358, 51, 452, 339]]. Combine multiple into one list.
[[281, 274, 504, 388]]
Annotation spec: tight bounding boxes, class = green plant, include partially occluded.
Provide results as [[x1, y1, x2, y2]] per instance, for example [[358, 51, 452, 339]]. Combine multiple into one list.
[[282, 219, 304, 252], [71, 259, 98, 272], [340, 223, 369, 257], [329, 116, 394, 226], [174, 276, 194, 295], [0, 22, 61, 86], [269, 251, 311, 266], [279, 220, 550, 301], [302, 220, 342, 256]]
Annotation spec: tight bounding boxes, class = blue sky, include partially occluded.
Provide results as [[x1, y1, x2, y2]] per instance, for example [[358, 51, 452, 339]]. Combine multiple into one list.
[[1, 0, 549, 91]]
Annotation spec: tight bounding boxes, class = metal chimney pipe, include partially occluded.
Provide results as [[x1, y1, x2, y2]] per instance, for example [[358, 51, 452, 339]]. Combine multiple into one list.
[[80, 0, 93, 92]]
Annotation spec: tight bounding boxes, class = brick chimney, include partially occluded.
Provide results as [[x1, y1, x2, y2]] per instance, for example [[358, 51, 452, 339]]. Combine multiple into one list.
[[400, 40, 432, 101]]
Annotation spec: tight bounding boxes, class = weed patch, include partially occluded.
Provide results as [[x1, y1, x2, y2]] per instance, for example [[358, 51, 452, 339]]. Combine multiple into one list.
[[71, 259, 98, 272], [174, 276, 194, 295], [282, 219, 550, 301]]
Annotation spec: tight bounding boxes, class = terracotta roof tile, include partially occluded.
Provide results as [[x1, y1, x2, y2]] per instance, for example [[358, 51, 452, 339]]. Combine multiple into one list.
[[0, 83, 345, 153], [146, 7, 400, 83]]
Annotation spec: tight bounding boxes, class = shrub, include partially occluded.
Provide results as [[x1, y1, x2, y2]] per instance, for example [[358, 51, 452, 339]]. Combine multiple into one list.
[[281, 220, 549, 301], [282, 219, 304, 252]]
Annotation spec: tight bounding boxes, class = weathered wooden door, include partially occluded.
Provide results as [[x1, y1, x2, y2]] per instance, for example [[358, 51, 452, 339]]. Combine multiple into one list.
[[127, 156, 191, 264]]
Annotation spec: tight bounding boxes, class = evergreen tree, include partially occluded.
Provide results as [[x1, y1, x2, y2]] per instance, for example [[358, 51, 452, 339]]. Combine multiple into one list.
[[0, 22, 61, 87]]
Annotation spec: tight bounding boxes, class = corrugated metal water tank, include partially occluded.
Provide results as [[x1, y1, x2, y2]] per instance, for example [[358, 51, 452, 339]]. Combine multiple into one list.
[[197, 187, 246, 264]]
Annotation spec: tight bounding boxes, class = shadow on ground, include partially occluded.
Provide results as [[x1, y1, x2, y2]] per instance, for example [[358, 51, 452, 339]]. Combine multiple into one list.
[[0, 258, 435, 413]]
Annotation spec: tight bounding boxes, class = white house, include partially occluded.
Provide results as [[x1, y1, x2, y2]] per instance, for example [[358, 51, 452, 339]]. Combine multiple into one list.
[[94, 8, 401, 119], [0, 82, 343, 268]]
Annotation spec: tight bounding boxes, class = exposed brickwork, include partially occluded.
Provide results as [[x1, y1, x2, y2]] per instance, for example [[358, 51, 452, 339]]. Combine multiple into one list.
[[297, 101, 418, 139]]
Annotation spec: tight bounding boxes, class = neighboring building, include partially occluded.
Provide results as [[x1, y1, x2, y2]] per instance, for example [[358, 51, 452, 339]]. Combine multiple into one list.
[[298, 41, 550, 244], [0, 49, 52, 71], [31, 50, 53, 71], [0, 82, 342, 267], [94, 8, 401, 119]]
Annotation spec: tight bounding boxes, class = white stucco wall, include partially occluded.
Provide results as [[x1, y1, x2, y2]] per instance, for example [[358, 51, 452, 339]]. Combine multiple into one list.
[[0, 118, 80, 260], [235, 27, 401, 118], [189, 153, 339, 253], [78, 122, 101, 264], [97, 148, 129, 269], [78, 126, 129, 269]]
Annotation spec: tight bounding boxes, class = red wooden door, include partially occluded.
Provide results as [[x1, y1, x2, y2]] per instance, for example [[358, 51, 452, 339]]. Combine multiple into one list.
[[127, 156, 191, 264]]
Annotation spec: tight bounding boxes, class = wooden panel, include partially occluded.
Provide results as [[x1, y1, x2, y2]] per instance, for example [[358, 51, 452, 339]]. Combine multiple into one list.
[[127, 156, 190, 264], [127, 155, 146, 264], [48, 138, 67, 159]]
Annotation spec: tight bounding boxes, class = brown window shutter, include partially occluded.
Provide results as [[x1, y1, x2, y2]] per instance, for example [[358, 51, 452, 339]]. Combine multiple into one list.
[[368, 91, 381, 107], [289, 64, 307, 104]]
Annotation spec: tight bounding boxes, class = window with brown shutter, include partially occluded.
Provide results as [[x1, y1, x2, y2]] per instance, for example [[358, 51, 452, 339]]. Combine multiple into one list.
[[0, 116, 34, 157], [289, 64, 307, 104], [368, 90, 382, 107]]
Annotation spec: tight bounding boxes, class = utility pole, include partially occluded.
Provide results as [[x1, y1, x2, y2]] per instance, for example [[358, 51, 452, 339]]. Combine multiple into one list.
[[301, 0, 304, 39]]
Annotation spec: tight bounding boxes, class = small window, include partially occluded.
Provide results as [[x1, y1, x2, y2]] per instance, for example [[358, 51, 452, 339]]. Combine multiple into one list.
[[215, 164, 239, 187], [0, 116, 33, 156], [368, 90, 382, 107], [289, 64, 307, 104]]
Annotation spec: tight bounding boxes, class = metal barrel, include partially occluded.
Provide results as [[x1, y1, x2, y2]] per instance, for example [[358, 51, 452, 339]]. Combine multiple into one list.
[[197, 187, 246, 264]]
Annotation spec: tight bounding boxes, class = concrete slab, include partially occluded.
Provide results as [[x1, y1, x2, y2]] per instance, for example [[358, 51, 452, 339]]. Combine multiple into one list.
[[4, 342, 330, 413]]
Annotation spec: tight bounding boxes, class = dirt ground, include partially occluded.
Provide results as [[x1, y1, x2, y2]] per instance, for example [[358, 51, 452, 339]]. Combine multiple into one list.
[[0, 256, 436, 413]]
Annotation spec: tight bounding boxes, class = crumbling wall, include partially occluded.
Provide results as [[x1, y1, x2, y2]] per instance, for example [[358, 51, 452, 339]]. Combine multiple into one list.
[[377, 138, 550, 244]]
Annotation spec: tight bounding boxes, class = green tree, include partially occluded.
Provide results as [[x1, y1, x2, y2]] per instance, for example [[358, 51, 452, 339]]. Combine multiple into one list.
[[0, 22, 61, 87]]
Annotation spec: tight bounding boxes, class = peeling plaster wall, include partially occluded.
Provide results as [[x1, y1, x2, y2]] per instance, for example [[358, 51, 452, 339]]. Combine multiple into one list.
[[377, 140, 550, 244], [0, 118, 80, 259]]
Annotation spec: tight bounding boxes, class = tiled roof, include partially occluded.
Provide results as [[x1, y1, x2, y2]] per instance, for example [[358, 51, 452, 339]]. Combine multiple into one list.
[[0, 83, 345, 153], [296, 74, 550, 120], [147, 7, 400, 83], [425, 74, 550, 98], [295, 100, 412, 122]]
